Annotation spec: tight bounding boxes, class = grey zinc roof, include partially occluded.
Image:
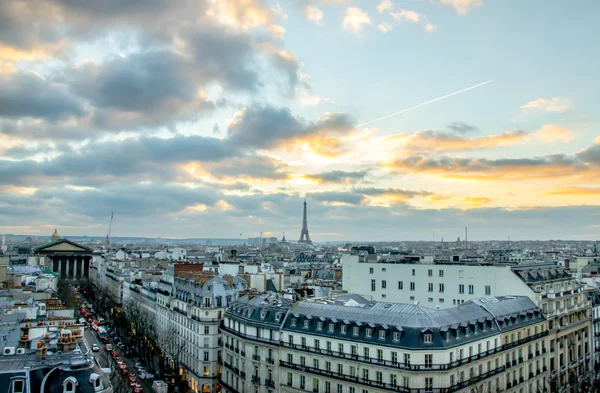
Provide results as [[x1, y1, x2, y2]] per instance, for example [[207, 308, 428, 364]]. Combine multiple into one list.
[[290, 296, 538, 330]]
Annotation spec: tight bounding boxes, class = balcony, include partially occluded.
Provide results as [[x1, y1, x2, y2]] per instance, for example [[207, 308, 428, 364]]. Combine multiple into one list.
[[266, 357, 275, 364], [252, 354, 261, 361], [265, 379, 275, 388], [281, 331, 549, 373], [241, 351, 245, 357], [528, 353, 533, 359], [220, 324, 280, 346], [234, 347, 239, 354], [251, 375, 261, 384]]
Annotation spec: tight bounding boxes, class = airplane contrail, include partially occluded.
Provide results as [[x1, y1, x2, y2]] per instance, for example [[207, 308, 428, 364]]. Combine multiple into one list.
[[357, 80, 494, 128]]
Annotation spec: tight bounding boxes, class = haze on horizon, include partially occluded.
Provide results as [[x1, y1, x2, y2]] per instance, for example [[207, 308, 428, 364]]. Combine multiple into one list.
[[1, 0, 599, 242]]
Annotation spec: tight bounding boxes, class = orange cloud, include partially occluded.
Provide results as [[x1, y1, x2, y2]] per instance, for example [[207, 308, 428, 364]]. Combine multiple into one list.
[[461, 196, 493, 207], [534, 124, 573, 143], [388, 130, 528, 153], [546, 187, 600, 196]]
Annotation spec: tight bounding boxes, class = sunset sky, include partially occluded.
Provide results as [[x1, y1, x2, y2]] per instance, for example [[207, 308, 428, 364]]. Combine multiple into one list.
[[1, 0, 599, 241]]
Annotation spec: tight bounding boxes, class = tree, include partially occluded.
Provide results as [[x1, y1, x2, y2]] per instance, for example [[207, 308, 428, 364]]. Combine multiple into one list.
[[56, 279, 77, 309], [152, 320, 188, 391]]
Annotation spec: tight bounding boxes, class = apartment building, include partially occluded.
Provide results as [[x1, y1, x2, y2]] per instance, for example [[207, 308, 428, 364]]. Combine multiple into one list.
[[221, 294, 550, 393], [123, 264, 249, 393], [342, 255, 593, 392], [221, 294, 293, 393]]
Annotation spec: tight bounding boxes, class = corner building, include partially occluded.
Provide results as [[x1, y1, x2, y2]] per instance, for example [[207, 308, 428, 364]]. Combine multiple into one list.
[[221, 295, 550, 393]]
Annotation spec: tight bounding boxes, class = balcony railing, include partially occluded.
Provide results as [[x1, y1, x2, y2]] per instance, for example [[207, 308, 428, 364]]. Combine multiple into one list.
[[279, 361, 505, 393], [281, 331, 549, 372], [221, 324, 280, 346], [251, 375, 261, 384], [265, 379, 275, 388], [266, 357, 275, 364], [252, 355, 261, 361]]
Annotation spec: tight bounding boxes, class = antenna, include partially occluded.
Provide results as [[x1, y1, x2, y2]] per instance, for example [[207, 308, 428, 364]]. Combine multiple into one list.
[[465, 227, 468, 249]]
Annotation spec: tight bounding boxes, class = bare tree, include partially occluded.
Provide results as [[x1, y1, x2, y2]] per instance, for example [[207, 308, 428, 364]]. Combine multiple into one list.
[[56, 279, 77, 309], [123, 298, 155, 365], [152, 319, 187, 388]]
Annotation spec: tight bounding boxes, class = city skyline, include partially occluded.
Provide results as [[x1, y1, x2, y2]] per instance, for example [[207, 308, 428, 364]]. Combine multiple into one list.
[[1, 0, 599, 241]]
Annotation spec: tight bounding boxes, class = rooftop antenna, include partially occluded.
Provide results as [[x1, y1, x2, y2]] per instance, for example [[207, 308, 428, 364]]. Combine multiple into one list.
[[106, 212, 114, 246], [465, 227, 468, 249]]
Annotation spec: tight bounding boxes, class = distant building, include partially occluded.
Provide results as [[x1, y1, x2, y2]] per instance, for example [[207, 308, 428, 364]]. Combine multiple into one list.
[[33, 239, 93, 281], [51, 228, 60, 242]]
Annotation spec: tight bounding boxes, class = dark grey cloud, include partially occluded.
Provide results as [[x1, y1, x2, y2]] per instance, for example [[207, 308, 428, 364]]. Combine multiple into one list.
[[0, 71, 86, 121], [207, 156, 291, 181], [577, 143, 600, 164], [304, 169, 368, 183], [228, 106, 354, 149]]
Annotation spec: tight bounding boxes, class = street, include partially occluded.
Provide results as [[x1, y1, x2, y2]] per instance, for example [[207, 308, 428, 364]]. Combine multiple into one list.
[[85, 325, 156, 393]]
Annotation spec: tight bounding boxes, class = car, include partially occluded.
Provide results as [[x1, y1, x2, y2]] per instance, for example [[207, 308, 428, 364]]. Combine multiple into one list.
[[117, 342, 126, 349], [105, 344, 113, 351], [102, 337, 110, 344], [128, 373, 137, 382], [120, 366, 129, 375], [91, 344, 99, 352], [133, 362, 143, 370], [139, 372, 153, 381], [111, 350, 119, 358]]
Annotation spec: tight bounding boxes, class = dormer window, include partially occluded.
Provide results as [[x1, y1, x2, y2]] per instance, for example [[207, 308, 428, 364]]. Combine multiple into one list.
[[260, 311, 267, 319], [12, 380, 24, 393], [366, 329, 372, 338], [303, 320, 310, 328], [340, 325, 347, 334], [424, 334, 432, 343], [63, 377, 78, 393], [291, 318, 297, 327], [353, 327, 359, 336], [328, 323, 334, 332], [393, 332, 400, 341], [379, 330, 385, 339], [317, 322, 324, 330]]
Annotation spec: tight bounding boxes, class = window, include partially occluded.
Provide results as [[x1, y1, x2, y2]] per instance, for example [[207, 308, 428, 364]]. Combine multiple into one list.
[[379, 330, 385, 339], [468, 285, 474, 294], [428, 283, 434, 292], [369, 267, 374, 274], [12, 381, 24, 393], [300, 356, 306, 366], [326, 361, 331, 372], [459, 284, 465, 294], [291, 318, 297, 327], [204, 351, 209, 361], [301, 337, 307, 348], [300, 376, 305, 389], [362, 369, 369, 380], [485, 285, 491, 295], [403, 376, 410, 387], [393, 332, 400, 341], [313, 359, 319, 369], [391, 351, 398, 364], [204, 326, 210, 334], [425, 354, 433, 367], [366, 329, 372, 338], [424, 333, 432, 343], [338, 343, 344, 354], [337, 364, 343, 374], [288, 353, 293, 363], [439, 283, 445, 292], [317, 322, 323, 330], [376, 371, 383, 383], [404, 353, 410, 366], [412, 269, 416, 276], [382, 267, 386, 272], [390, 374, 397, 386], [340, 325, 347, 334], [287, 372, 293, 386], [398, 281, 403, 289], [377, 349, 383, 361], [315, 339, 320, 350], [329, 323, 334, 332], [325, 381, 331, 393], [428, 269, 433, 276], [382, 280, 387, 289], [425, 377, 433, 392], [203, 366, 209, 376], [371, 279, 376, 291], [337, 385, 342, 393], [203, 338, 209, 347], [439, 298, 445, 303], [363, 347, 369, 358], [304, 320, 310, 328], [326, 341, 332, 351], [410, 282, 415, 291], [428, 297, 433, 302], [353, 326, 359, 335], [439, 270, 444, 277]]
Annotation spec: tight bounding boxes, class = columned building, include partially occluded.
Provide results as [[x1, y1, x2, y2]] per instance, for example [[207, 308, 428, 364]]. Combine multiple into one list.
[[34, 239, 93, 281]]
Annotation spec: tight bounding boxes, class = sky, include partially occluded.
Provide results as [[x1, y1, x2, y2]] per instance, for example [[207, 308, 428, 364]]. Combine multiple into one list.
[[1, 0, 600, 242]]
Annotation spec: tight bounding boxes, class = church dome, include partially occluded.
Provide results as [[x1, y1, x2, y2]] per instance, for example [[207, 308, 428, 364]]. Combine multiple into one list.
[[51, 228, 60, 241]]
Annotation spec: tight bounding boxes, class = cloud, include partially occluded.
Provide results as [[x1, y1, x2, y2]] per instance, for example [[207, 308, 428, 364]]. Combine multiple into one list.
[[303, 170, 369, 184], [298, 91, 333, 106], [521, 97, 573, 113], [534, 124, 573, 143], [378, 23, 393, 33], [447, 122, 479, 134], [227, 105, 355, 151], [343, 7, 371, 32], [546, 187, 600, 196], [387, 129, 529, 153], [308, 191, 364, 205], [461, 196, 493, 207], [440, 0, 482, 15], [302, 4, 324, 24], [390, 10, 421, 23], [0, 71, 86, 121], [386, 154, 588, 181], [377, 0, 394, 13]]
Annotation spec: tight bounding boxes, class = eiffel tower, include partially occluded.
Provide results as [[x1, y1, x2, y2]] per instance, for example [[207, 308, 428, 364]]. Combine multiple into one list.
[[298, 199, 312, 244]]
